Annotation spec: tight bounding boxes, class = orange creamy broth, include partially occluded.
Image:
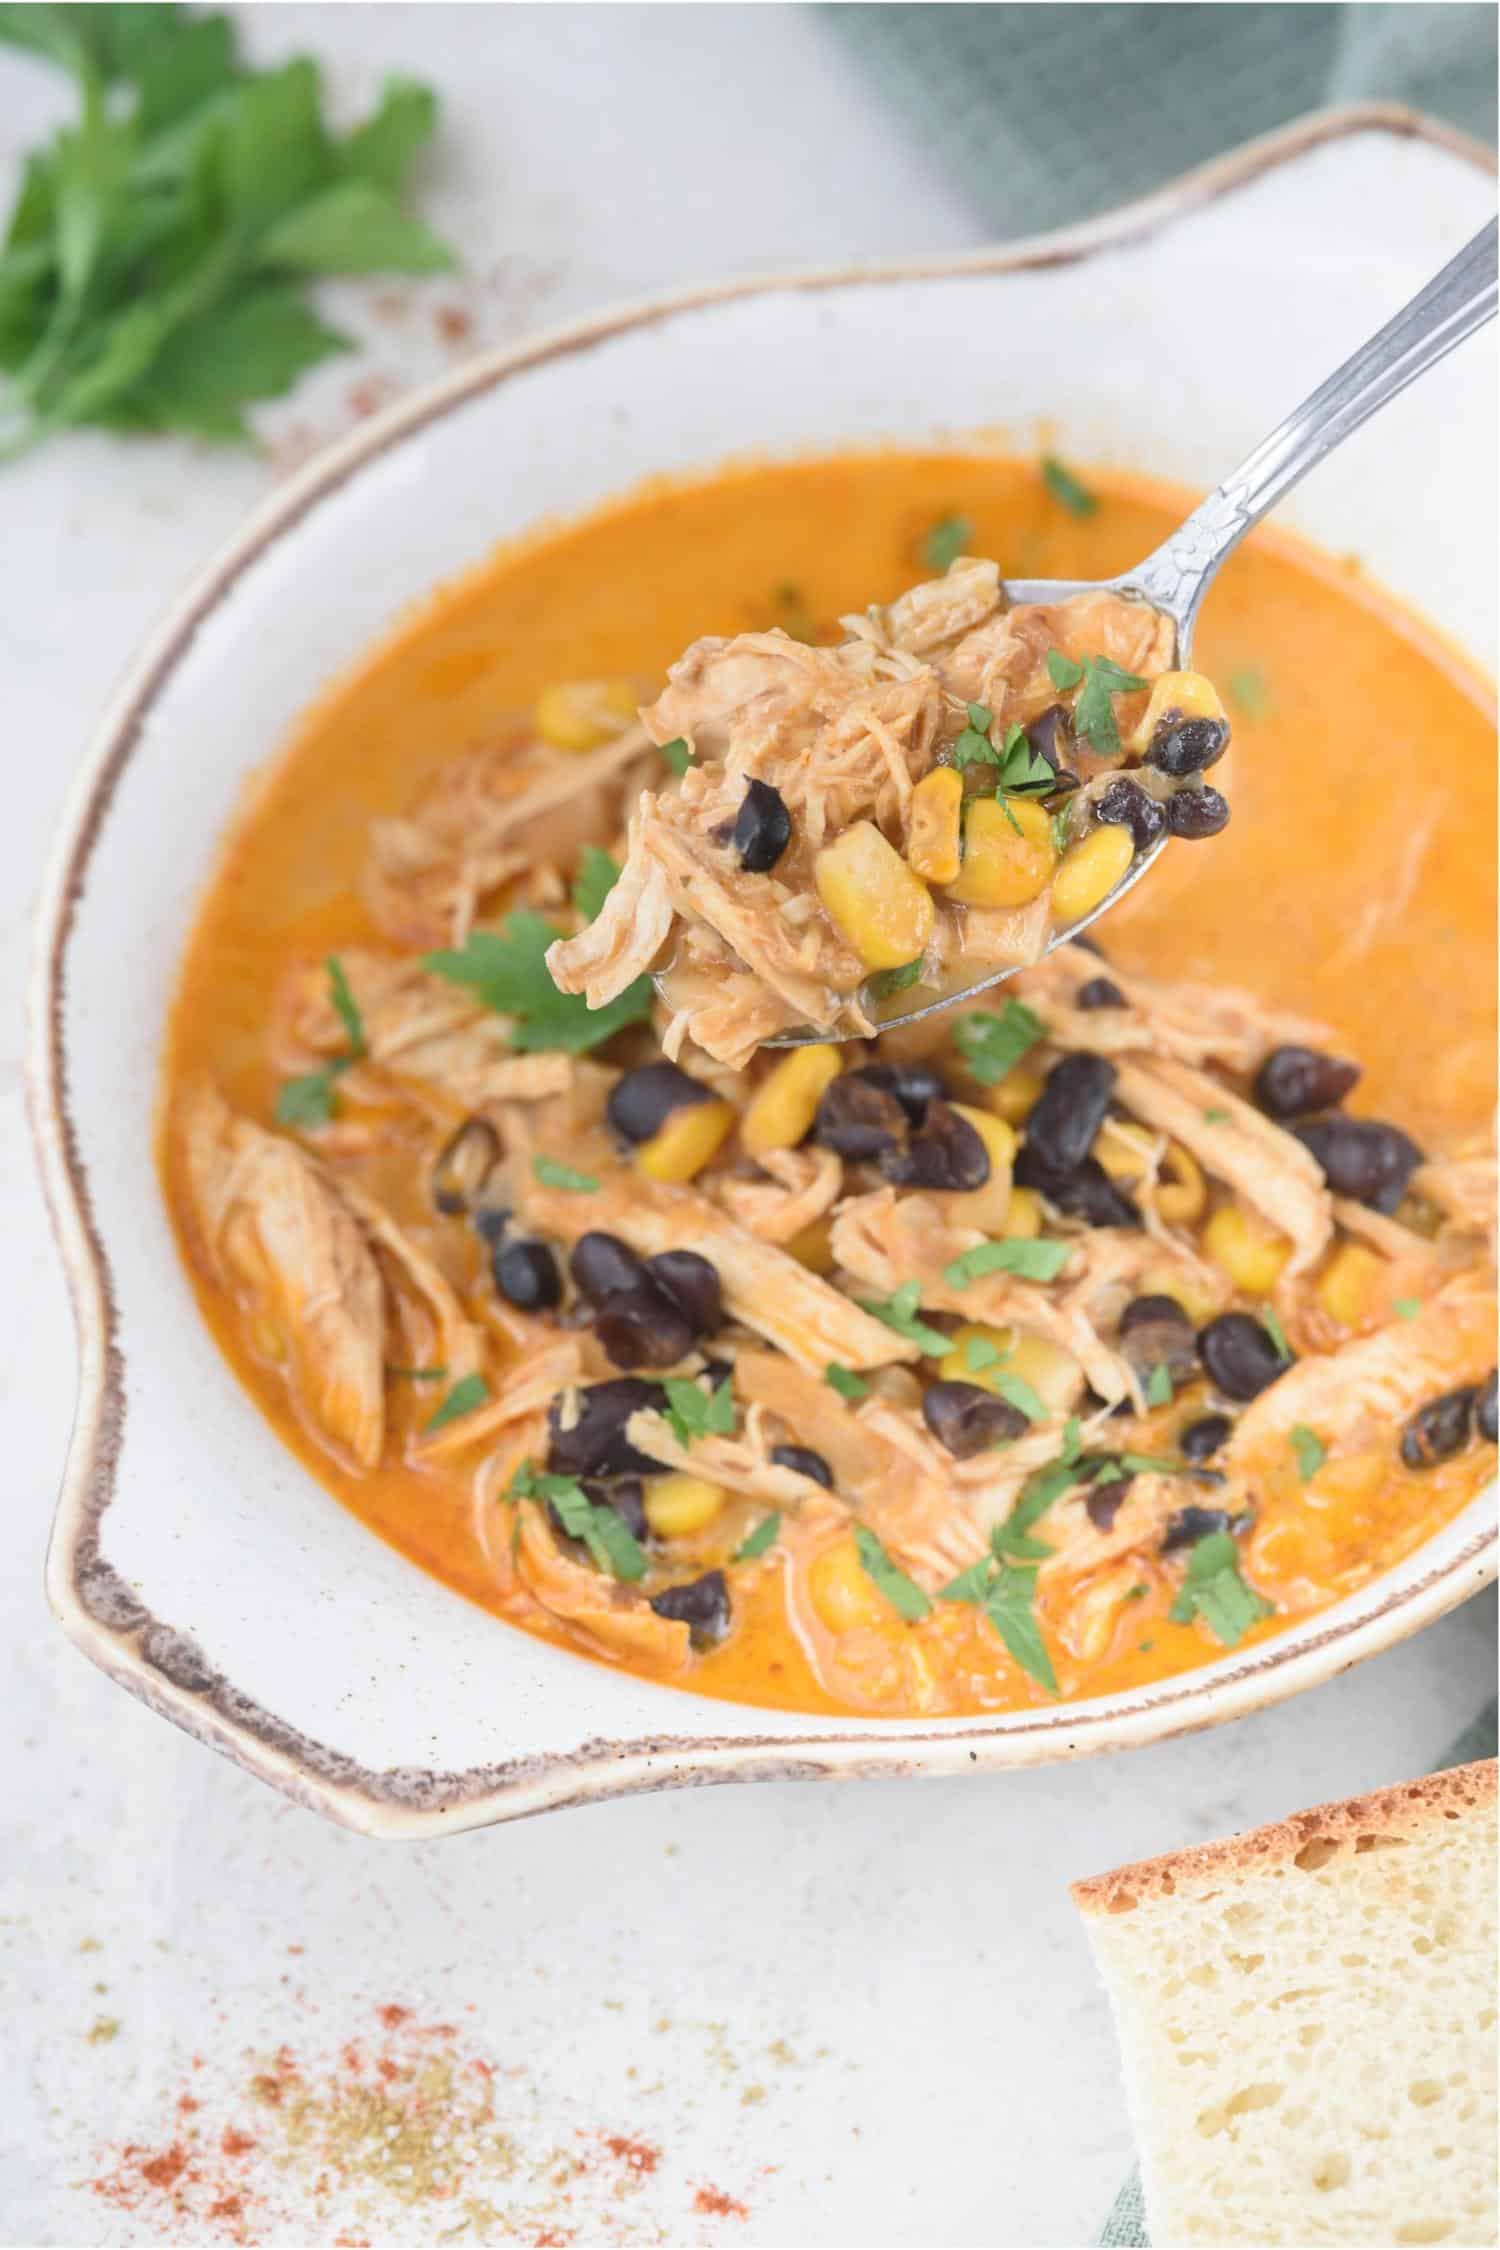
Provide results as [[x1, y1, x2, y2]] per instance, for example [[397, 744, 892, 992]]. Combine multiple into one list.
[[161, 450, 1497, 1718]]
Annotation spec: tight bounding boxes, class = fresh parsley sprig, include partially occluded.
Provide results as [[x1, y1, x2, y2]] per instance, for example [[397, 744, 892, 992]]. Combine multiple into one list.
[[275, 953, 365, 1128], [1045, 650, 1147, 757], [921, 511, 973, 574], [426, 910, 653, 1053], [855, 1280, 949, 1356], [510, 1459, 647, 1581], [952, 1000, 1047, 1087], [942, 1236, 1071, 1288], [661, 1376, 736, 1450], [853, 1524, 931, 1622], [1168, 1529, 1272, 1647]]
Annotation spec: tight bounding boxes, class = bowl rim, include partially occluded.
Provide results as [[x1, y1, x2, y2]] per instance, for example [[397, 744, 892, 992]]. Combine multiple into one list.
[[29, 102, 1498, 1838]]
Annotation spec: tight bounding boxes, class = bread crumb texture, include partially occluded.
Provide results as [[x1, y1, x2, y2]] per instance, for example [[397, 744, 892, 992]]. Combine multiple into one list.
[[1074, 1761, 1497, 2246]]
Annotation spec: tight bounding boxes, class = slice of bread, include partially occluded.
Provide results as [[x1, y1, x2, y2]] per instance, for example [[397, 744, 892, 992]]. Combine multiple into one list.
[[1074, 1759, 1497, 2247]]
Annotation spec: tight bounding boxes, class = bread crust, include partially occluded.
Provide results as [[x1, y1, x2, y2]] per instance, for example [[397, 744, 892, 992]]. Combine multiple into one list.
[[1072, 1755, 1496, 1916]]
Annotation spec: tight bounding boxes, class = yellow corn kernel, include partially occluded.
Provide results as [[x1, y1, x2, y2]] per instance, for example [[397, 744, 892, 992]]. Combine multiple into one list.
[[983, 1061, 1046, 1125], [1155, 1141, 1207, 1226], [741, 1046, 841, 1157], [814, 821, 936, 970], [1052, 822, 1136, 925], [534, 677, 639, 752], [937, 1323, 1080, 1413], [1129, 669, 1227, 755], [945, 796, 1056, 908], [1097, 1117, 1156, 1186], [809, 1535, 889, 1633], [906, 767, 965, 884], [644, 1473, 727, 1539], [1317, 1240, 1385, 1328], [945, 1103, 1017, 1231], [1002, 1185, 1043, 1239], [867, 1365, 922, 1412], [1203, 1201, 1291, 1295], [785, 1215, 835, 1274], [634, 1098, 735, 1183]]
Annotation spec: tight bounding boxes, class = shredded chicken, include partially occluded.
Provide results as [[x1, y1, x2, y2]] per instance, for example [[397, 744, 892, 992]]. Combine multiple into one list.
[[1016, 946, 1336, 1074], [513, 1502, 689, 1668], [709, 1145, 843, 1244]]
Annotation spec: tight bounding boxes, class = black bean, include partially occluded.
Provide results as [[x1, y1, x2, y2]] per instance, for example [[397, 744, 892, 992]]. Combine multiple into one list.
[[1083, 1383, 1136, 1420], [1293, 1116, 1424, 1213], [882, 1098, 990, 1191], [571, 1231, 647, 1306], [1161, 1503, 1237, 1554], [1179, 1413, 1233, 1464], [1025, 1053, 1117, 1173], [1084, 1466, 1133, 1531], [732, 778, 792, 873], [645, 1249, 723, 1338], [594, 1283, 697, 1371], [472, 1203, 512, 1247], [1165, 785, 1230, 840], [1478, 1370, 1498, 1445], [494, 1238, 562, 1310], [771, 1443, 834, 1488], [1147, 715, 1230, 777], [853, 1060, 951, 1124], [1252, 1044, 1361, 1120], [1025, 704, 1075, 773], [431, 1117, 500, 1216], [1199, 1312, 1288, 1402], [815, 1073, 909, 1163], [1014, 1145, 1142, 1229], [607, 1062, 712, 1146], [1400, 1387, 1477, 1470], [547, 1379, 669, 1477], [1118, 1295, 1198, 1386], [1077, 976, 1127, 1010], [1095, 775, 1166, 852], [921, 1380, 1030, 1459], [649, 1569, 731, 1644]]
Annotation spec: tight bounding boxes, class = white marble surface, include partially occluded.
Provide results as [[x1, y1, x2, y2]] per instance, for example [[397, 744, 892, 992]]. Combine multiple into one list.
[[1, 10, 1494, 2247]]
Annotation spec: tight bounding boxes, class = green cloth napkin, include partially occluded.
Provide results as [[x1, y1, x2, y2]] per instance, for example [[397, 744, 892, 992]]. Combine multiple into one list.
[[822, 3, 1497, 242], [1095, 1701, 1499, 2246]]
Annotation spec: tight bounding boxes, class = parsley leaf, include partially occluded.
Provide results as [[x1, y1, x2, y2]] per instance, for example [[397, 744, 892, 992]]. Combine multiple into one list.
[[1046, 650, 1084, 693], [509, 1459, 646, 1581], [866, 958, 924, 1002], [1040, 453, 1098, 519], [532, 1155, 598, 1193], [983, 1564, 1058, 1693], [1261, 1305, 1293, 1362], [734, 1512, 781, 1562], [1076, 656, 1148, 755], [990, 1371, 1048, 1425], [856, 1280, 950, 1355], [1203, 1106, 1231, 1124], [1050, 806, 1074, 857], [274, 1061, 346, 1129], [825, 1363, 869, 1402], [1290, 1424, 1326, 1481], [995, 723, 1057, 796], [326, 953, 365, 1056], [921, 511, 972, 574], [661, 1376, 736, 1450], [943, 1236, 1071, 1287], [1169, 1530, 1272, 1646], [853, 1524, 931, 1622], [964, 1333, 1000, 1375], [658, 736, 692, 776], [1227, 668, 1269, 721], [423, 1371, 489, 1435], [1145, 1362, 1173, 1407], [951, 704, 1001, 770], [426, 911, 653, 1053], [952, 999, 1047, 1086], [571, 846, 621, 923], [1393, 1296, 1422, 1322]]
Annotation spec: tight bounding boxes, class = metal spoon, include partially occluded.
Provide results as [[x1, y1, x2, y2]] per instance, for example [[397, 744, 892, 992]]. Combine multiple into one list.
[[763, 216, 1497, 1046]]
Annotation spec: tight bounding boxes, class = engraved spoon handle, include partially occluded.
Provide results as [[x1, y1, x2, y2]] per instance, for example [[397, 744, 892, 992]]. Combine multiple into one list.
[[1128, 218, 1498, 656]]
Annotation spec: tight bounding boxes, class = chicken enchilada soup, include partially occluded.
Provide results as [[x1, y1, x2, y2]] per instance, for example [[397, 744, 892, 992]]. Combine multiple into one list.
[[161, 452, 1497, 1719]]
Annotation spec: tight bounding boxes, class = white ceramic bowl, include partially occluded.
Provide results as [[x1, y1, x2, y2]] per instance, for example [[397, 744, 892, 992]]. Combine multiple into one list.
[[31, 109, 1497, 1836]]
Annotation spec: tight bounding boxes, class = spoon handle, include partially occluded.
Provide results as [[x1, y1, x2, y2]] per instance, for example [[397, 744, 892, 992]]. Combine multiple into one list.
[[1129, 218, 1498, 654]]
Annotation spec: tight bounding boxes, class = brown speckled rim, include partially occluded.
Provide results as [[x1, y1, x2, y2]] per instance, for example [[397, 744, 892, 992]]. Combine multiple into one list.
[[28, 106, 1498, 1839]]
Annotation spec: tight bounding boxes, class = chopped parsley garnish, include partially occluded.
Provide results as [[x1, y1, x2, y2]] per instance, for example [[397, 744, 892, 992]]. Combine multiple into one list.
[[532, 1155, 598, 1193], [964, 1333, 1000, 1375], [1144, 1363, 1174, 1408], [509, 1459, 646, 1581], [1169, 1529, 1272, 1646], [952, 702, 1001, 769], [1290, 1424, 1327, 1481], [996, 723, 1057, 796], [853, 1524, 931, 1622], [825, 1363, 870, 1402], [1261, 1305, 1293, 1362], [425, 909, 653, 1053], [856, 1281, 949, 1355], [943, 1236, 1071, 1288], [921, 512, 973, 573], [1045, 649, 1148, 756], [866, 958, 924, 1002], [571, 846, 621, 922], [939, 1534, 1057, 1691], [1203, 1107, 1232, 1124], [658, 736, 692, 776], [326, 955, 366, 1055], [1227, 669, 1269, 721], [275, 955, 365, 1128], [991, 1371, 1049, 1425], [423, 1372, 490, 1435], [1393, 1296, 1422, 1322], [734, 1512, 781, 1562], [1050, 806, 1073, 857], [770, 581, 817, 643], [953, 998, 1047, 1086], [661, 1376, 736, 1449], [1040, 453, 1098, 519]]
